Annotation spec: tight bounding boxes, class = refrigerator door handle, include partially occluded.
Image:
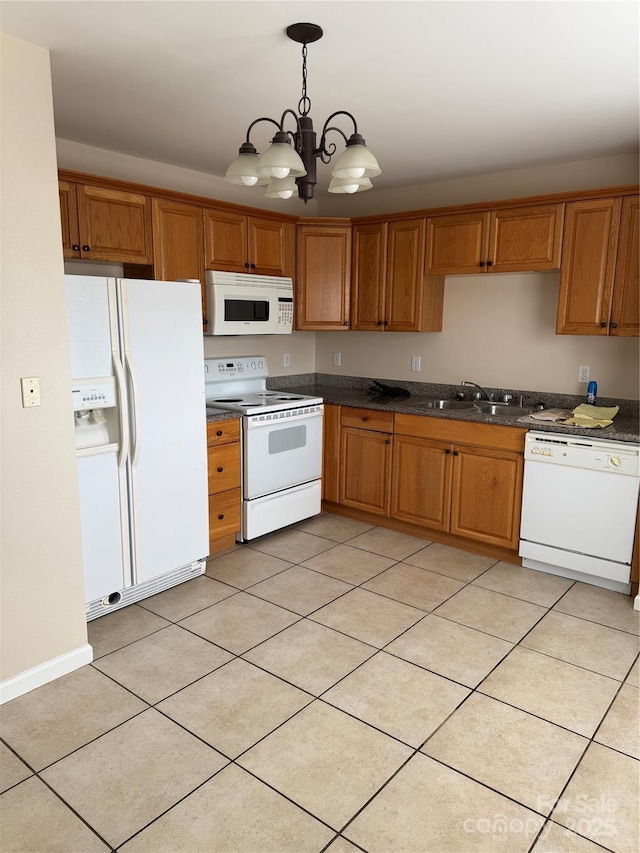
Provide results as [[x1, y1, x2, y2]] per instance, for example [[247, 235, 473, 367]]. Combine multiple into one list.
[[125, 351, 142, 467], [112, 353, 130, 468]]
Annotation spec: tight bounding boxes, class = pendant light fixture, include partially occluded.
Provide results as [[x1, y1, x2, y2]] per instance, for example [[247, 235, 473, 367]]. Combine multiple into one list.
[[224, 23, 381, 203]]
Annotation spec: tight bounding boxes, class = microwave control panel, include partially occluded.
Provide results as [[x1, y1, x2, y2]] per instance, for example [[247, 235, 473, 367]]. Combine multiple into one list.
[[277, 296, 294, 331]]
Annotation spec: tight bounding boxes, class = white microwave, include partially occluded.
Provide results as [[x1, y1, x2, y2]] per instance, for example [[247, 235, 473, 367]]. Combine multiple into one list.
[[204, 270, 294, 335]]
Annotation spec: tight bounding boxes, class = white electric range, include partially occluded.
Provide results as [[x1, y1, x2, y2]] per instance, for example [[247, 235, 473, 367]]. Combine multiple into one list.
[[204, 357, 324, 540]]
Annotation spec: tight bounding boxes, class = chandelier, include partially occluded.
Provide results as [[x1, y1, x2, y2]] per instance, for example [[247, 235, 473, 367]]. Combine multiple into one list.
[[224, 23, 381, 203]]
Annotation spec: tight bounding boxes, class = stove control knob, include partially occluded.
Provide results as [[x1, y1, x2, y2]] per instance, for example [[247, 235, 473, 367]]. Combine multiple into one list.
[[258, 360, 264, 369], [251, 361, 256, 369]]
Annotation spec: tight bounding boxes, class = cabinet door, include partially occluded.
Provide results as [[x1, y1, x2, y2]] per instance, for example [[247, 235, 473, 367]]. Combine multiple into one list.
[[391, 436, 452, 531], [385, 218, 428, 332], [296, 224, 351, 330], [59, 180, 80, 258], [340, 427, 392, 516], [450, 445, 523, 549], [610, 195, 639, 337], [204, 208, 248, 272], [249, 217, 295, 277], [425, 212, 490, 275], [76, 184, 153, 263], [487, 204, 564, 272], [152, 199, 206, 326], [351, 223, 387, 330], [556, 198, 622, 335], [322, 403, 341, 503]]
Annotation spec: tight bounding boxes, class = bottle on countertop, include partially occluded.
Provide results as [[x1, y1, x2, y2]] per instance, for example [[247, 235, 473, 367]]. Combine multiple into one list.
[[587, 380, 598, 405]]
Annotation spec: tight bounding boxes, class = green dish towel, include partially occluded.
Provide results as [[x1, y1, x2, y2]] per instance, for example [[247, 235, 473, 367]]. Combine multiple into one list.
[[563, 403, 619, 428]]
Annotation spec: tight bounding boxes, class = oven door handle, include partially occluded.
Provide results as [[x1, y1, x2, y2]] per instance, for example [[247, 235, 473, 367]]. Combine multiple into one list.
[[245, 407, 323, 428]]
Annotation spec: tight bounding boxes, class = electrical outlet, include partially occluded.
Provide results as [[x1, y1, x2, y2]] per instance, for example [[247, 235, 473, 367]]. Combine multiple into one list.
[[578, 365, 590, 383], [411, 356, 421, 372], [21, 376, 41, 407], [333, 352, 341, 367], [283, 353, 290, 368]]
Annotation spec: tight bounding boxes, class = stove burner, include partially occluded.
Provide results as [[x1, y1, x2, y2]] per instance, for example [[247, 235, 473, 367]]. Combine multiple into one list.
[[213, 398, 243, 403], [276, 396, 301, 401]]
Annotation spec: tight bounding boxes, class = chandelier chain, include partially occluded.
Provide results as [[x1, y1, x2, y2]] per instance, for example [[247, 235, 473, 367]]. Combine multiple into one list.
[[298, 43, 311, 117]]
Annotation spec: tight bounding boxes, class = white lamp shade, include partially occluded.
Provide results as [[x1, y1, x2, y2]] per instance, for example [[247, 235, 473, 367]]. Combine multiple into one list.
[[328, 176, 373, 194], [331, 144, 381, 179], [265, 175, 298, 199], [257, 142, 306, 179], [224, 152, 267, 186]]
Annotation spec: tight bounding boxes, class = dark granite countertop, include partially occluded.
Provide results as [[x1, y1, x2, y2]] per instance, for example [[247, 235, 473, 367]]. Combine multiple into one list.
[[205, 407, 242, 423], [267, 381, 640, 444]]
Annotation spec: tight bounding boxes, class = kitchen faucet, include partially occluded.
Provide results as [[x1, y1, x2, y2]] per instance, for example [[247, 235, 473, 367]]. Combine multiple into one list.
[[460, 380, 493, 401]]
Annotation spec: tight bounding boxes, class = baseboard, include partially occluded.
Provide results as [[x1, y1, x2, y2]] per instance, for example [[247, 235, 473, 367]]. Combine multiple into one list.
[[0, 644, 93, 705]]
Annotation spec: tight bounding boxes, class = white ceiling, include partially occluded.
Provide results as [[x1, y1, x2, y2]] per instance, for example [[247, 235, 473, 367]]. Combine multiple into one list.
[[1, 1, 638, 197]]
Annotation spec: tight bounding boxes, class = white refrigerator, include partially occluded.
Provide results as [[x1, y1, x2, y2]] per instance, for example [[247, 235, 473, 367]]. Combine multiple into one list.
[[65, 276, 209, 620]]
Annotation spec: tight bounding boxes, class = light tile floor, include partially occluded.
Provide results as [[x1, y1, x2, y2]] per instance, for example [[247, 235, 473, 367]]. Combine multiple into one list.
[[1, 513, 639, 852]]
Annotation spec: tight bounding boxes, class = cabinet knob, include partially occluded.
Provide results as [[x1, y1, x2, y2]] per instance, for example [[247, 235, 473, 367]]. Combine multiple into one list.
[[217, 466, 224, 473], [72, 244, 80, 251], [486, 260, 493, 268], [216, 430, 223, 436], [383, 320, 389, 327], [479, 261, 485, 267], [203, 318, 208, 326], [82, 245, 90, 252], [244, 262, 250, 268], [610, 321, 618, 329], [385, 439, 390, 445], [250, 263, 256, 269], [362, 417, 369, 422], [376, 320, 383, 326], [343, 321, 349, 327], [600, 321, 607, 328], [453, 450, 459, 456], [445, 448, 451, 454], [218, 514, 224, 520]]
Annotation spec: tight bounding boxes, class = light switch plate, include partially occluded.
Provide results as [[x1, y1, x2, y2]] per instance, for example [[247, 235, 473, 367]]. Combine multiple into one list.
[[333, 352, 341, 367]]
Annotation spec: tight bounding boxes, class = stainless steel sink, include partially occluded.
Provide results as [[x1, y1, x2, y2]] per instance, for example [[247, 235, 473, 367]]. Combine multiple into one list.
[[418, 399, 477, 410], [473, 404, 534, 418]]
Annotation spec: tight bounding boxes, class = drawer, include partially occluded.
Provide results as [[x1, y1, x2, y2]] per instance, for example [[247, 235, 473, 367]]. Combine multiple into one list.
[[207, 442, 241, 494], [209, 488, 241, 544], [207, 418, 240, 446], [394, 413, 526, 452], [341, 407, 394, 433]]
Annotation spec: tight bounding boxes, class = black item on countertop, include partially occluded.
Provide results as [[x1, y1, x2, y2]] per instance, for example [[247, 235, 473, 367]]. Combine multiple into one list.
[[367, 380, 411, 399]]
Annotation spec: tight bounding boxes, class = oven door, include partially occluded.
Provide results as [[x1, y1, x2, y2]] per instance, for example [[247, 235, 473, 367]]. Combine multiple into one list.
[[206, 283, 277, 335], [244, 406, 323, 498]]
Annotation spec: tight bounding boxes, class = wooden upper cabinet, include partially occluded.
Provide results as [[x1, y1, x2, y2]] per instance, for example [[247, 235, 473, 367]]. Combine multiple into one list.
[[75, 184, 153, 263], [610, 195, 639, 336], [295, 222, 351, 330], [59, 180, 80, 258], [153, 199, 204, 282], [351, 218, 443, 332], [425, 212, 489, 275], [203, 208, 294, 278], [556, 198, 622, 335], [488, 204, 564, 272], [425, 204, 563, 275], [351, 222, 387, 330]]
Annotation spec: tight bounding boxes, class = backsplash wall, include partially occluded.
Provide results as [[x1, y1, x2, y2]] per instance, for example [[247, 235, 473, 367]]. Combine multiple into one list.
[[314, 272, 640, 400]]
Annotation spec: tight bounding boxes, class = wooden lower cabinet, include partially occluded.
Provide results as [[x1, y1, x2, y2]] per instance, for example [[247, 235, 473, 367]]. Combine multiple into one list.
[[391, 435, 451, 531], [450, 444, 523, 549], [206, 419, 241, 554], [322, 404, 341, 503], [340, 425, 393, 516]]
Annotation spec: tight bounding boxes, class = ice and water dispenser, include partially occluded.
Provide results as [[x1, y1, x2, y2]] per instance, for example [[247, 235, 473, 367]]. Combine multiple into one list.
[[72, 377, 118, 451]]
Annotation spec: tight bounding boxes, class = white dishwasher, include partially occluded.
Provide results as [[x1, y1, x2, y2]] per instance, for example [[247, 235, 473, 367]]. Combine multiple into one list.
[[519, 432, 640, 593]]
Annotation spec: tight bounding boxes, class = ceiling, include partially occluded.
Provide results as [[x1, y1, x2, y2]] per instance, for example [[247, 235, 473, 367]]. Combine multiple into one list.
[[1, 1, 638, 198]]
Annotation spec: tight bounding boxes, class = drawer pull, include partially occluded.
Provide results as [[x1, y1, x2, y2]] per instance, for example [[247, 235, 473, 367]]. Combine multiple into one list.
[[217, 466, 224, 473], [218, 514, 224, 520], [362, 416, 369, 422], [216, 429, 222, 436]]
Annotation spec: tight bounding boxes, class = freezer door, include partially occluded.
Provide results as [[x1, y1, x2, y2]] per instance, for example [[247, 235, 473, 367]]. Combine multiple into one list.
[[120, 279, 209, 582], [76, 451, 129, 602], [65, 276, 117, 379]]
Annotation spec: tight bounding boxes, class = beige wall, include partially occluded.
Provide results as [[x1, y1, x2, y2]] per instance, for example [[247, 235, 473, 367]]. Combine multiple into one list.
[[204, 332, 315, 376], [315, 273, 639, 399], [1, 35, 88, 683], [320, 152, 640, 217]]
